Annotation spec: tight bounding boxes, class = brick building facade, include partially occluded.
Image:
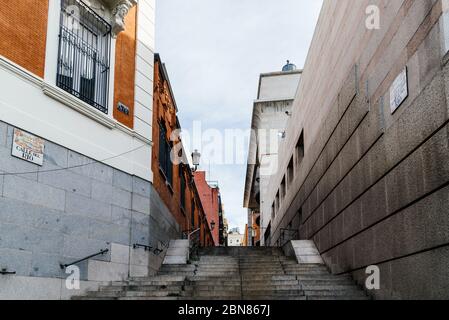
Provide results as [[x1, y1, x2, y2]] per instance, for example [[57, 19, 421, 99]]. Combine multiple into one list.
[[152, 54, 214, 247], [0, 0, 202, 299]]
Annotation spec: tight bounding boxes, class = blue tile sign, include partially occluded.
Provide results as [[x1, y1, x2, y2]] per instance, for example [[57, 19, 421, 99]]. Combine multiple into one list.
[[11, 128, 45, 166], [389, 67, 408, 114]]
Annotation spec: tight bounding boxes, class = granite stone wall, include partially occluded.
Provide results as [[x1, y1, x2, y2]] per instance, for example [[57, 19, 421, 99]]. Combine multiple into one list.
[[269, 0, 449, 299], [0, 120, 180, 299]]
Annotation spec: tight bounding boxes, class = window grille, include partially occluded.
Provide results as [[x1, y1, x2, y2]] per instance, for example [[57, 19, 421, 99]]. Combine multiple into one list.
[[57, 0, 111, 113]]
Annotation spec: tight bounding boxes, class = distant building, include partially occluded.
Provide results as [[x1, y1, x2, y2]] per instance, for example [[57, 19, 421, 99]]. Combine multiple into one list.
[[194, 172, 225, 246], [243, 63, 302, 246], [244, 214, 261, 247], [227, 229, 244, 247]]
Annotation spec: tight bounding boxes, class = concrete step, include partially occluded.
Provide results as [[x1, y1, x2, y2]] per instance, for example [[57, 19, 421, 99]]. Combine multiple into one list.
[[128, 275, 186, 282], [242, 289, 304, 296], [297, 274, 352, 281], [158, 271, 195, 276], [303, 289, 367, 297], [118, 296, 182, 300], [187, 276, 242, 281], [110, 280, 186, 287], [242, 285, 303, 291], [73, 245, 367, 301], [195, 264, 239, 268], [307, 295, 370, 301], [190, 285, 242, 291], [283, 265, 329, 270], [124, 291, 189, 298], [301, 284, 362, 291], [72, 295, 114, 300], [196, 269, 240, 273], [239, 266, 284, 270], [240, 271, 286, 276], [243, 296, 307, 301], [297, 279, 355, 286], [241, 275, 297, 281], [242, 280, 301, 286], [100, 285, 188, 292], [191, 281, 242, 286], [191, 290, 241, 296]]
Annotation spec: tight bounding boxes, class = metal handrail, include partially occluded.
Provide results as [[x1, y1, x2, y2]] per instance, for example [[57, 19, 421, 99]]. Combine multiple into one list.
[[133, 243, 165, 255], [59, 249, 109, 269], [0, 268, 16, 275], [133, 243, 153, 251], [188, 228, 201, 240]]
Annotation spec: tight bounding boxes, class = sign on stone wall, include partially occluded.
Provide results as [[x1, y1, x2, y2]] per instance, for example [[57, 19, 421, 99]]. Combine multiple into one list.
[[11, 129, 45, 166], [389, 67, 408, 114]]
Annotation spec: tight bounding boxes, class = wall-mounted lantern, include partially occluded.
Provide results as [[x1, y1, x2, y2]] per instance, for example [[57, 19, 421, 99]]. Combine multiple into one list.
[[192, 149, 201, 171]]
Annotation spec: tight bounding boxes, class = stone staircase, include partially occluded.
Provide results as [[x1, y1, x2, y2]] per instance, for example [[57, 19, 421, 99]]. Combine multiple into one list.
[[73, 247, 369, 300]]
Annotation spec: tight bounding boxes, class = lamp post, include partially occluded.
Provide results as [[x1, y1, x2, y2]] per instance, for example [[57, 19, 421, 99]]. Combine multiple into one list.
[[191, 149, 201, 172]]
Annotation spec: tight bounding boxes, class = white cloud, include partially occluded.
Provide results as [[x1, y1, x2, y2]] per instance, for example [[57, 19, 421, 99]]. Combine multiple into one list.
[[156, 0, 323, 232]]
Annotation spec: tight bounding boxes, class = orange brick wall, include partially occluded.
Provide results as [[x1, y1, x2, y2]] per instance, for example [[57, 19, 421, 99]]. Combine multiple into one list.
[[152, 58, 185, 227], [152, 57, 213, 246], [0, 0, 49, 77], [113, 5, 137, 128]]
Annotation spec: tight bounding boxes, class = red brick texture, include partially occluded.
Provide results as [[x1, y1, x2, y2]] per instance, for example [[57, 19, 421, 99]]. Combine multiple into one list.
[[113, 5, 137, 129], [0, 0, 49, 77]]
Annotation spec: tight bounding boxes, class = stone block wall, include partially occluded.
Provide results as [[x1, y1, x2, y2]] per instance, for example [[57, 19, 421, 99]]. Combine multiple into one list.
[[0, 120, 180, 299], [268, 0, 449, 299]]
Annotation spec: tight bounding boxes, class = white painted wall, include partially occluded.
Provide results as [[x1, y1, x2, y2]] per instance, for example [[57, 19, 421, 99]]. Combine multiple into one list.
[[0, 0, 156, 182], [134, 0, 155, 139], [258, 72, 302, 101], [227, 233, 244, 246]]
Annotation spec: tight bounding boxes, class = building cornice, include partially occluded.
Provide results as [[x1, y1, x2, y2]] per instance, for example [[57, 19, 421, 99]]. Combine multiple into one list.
[[0, 56, 152, 146]]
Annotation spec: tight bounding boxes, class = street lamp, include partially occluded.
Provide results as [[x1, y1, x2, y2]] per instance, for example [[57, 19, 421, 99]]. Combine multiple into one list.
[[210, 220, 216, 231], [191, 149, 201, 171]]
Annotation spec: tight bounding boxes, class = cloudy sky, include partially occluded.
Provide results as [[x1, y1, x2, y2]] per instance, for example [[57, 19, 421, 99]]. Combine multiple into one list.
[[155, 0, 323, 232]]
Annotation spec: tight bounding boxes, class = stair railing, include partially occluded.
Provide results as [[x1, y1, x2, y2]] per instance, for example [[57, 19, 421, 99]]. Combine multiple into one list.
[[59, 249, 109, 269], [183, 228, 201, 260], [0, 268, 16, 275]]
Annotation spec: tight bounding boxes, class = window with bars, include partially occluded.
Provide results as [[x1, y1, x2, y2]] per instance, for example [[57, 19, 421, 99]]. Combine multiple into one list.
[[159, 122, 173, 185], [57, 0, 111, 114]]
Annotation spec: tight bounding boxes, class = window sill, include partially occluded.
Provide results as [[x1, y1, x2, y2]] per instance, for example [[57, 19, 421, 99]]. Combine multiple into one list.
[[42, 82, 153, 146], [42, 82, 116, 129], [0, 56, 153, 146]]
